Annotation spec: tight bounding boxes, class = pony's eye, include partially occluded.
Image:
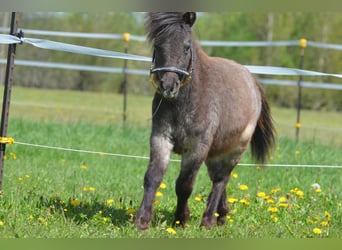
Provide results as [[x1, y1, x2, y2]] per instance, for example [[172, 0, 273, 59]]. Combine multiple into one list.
[[184, 44, 191, 54]]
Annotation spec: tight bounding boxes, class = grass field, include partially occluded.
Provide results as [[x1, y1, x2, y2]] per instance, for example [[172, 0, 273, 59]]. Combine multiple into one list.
[[0, 87, 341, 238]]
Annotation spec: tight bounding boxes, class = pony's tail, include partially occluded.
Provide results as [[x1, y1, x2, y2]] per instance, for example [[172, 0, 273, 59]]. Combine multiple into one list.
[[251, 84, 276, 164]]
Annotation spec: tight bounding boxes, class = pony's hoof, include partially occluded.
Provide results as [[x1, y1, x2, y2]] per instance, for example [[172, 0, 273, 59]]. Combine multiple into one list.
[[200, 216, 216, 229], [134, 218, 149, 231]]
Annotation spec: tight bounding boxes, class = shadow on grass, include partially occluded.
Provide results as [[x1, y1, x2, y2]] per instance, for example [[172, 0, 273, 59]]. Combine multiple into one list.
[[39, 195, 175, 228]]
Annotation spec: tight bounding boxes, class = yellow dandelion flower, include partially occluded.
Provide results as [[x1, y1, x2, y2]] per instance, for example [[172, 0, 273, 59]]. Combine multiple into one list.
[[70, 198, 80, 207], [267, 207, 278, 213], [214, 213, 220, 217], [278, 196, 287, 203], [266, 199, 275, 204], [25, 175, 30, 179], [295, 150, 300, 155], [159, 182, 167, 189], [29, 215, 34, 221], [315, 189, 322, 193], [156, 191, 163, 197], [106, 199, 114, 206], [103, 217, 108, 222], [126, 209, 136, 215], [0, 221, 4, 227], [320, 221, 329, 227], [312, 228, 322, 234], [296, 190, 304, 197], [271, 214, 279, 223], [270, 188, 281, 194], [166, 227, 176, 235], [257, 191, 266, 198], [307, 218, 314, 224], [324, 211, 331, 221], [231, 172, 238, 179], [239, 199, 250, 205], [38, 217, 45, 223], [80, 164, 87, 170], [89, 187, 95, 192], [18, 177, 23, 182], [83, 187, 89, 192], [239, 184, 248, 191], [228, 197, 238, 203], [279, 203, 289, 208], [195, 195, 202, 202]]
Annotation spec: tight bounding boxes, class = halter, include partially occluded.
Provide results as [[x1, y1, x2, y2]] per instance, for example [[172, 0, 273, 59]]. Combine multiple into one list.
[[149, 46, 194, 93]]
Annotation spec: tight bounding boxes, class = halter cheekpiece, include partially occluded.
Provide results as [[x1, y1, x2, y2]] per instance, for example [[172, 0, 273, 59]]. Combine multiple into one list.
[[149, 46, 194, 92]]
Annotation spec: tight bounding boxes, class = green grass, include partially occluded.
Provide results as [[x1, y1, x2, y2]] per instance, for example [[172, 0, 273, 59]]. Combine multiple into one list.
[[0, 87, 341, 238]]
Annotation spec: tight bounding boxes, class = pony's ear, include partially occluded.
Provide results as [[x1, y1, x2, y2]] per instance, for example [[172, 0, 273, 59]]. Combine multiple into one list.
[[183, 12, 196, 27]]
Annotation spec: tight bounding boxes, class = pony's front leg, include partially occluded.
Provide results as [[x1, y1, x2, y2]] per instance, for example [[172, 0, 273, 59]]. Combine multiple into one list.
[[135, 135, 173, 230]]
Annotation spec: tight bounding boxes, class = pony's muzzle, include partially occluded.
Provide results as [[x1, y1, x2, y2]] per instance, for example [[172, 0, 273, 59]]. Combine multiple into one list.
[[160, 72, 181, 98]]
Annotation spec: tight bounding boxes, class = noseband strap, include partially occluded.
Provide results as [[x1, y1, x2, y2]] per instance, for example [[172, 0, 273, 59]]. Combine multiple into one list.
[[149, 47, 194, 92]]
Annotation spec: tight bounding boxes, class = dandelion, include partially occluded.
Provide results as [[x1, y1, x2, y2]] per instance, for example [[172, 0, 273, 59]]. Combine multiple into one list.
[[226, 215, 234, 223], [279, 203, 289, 208], [257, 191, 266, 198], [83, 187, 89, 192], [315, 189, 322, 193], [267, 207, 278, 213], [38, 217, 45, 223], [195, 195, 202, 202], [0, 221, 4, 227], [295, 150, 300, 155], [231, 172, 238, 179], [88, 187, 96, 192], [10, 152, 17, 160], [159, 182, 167, 189], [239, 184, 248, 191], [166, 227, 176, 235], [103, 217, 108, 222], [29, 215, 34, 221], [312, 228, 322, 234], [271, 214, 278, 223], [156, 191, 163, 197], [18, 177, 23, 182], [228, 197, 238, 203], [278, 196, 287, 203], [239, 199, 250, 205], [320, 221, 329, 227], [270, 188, 281, 195], [25, 175, 30, 179], [70, 198, 80, 207], [214, 213, 220, 217], [175, 220, 180, 225], [80, 164, 87, 170], [126, 209, 136, 215], [312, 183, 321, 191], [266, 199, 275, 204], [324, 211, 331, 221], [106, 199, 114, 206]]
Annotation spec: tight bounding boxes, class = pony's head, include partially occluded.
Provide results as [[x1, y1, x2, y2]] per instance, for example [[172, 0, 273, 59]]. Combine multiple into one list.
[[146, 12, 196, 99]]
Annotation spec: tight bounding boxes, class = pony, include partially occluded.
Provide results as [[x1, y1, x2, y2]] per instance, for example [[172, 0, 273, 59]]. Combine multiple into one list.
[[135, 12, 275, 230]]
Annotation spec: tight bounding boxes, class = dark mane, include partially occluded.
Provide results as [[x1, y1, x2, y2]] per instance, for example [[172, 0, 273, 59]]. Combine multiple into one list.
[[145, 12, 189, 42]]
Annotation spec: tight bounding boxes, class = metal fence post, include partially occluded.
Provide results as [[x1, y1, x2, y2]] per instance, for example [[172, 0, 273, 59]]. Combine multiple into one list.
[[122, 32, 130, 125], [295, 38, 307, 142], [0, 12, 19, 191]]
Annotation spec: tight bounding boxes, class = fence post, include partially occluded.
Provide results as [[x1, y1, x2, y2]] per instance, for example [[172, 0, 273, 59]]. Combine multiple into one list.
[[121, 32, 130, 125], [0, 12, 19, 191], [295, 38, 307, 142]]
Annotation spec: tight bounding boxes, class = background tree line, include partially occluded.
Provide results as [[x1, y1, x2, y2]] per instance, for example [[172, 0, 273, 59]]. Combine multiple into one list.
[[0, 12, 341, 111]]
